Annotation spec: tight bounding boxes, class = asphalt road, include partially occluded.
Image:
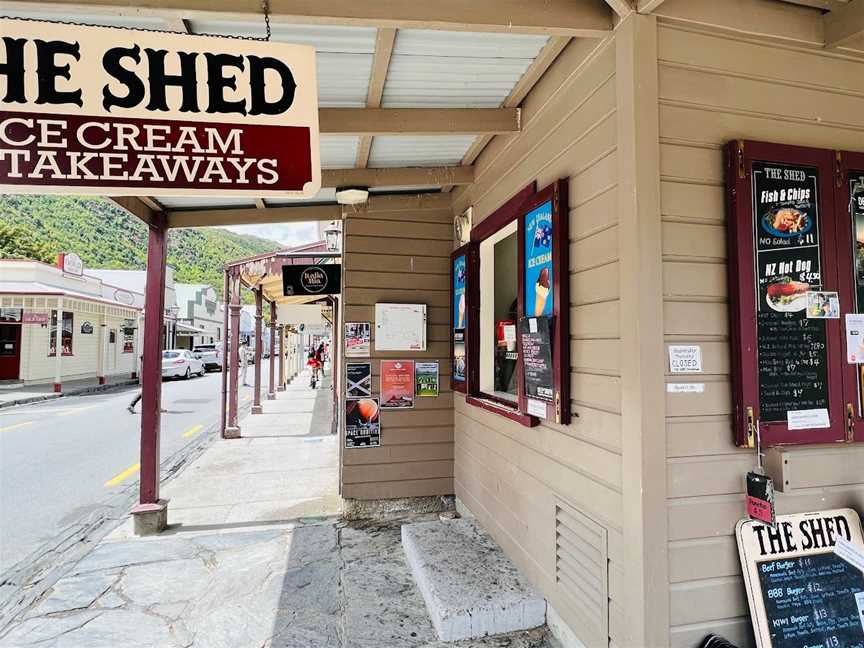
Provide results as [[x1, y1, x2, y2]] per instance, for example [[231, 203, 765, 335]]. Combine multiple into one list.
[[0, 362, 269, 574]]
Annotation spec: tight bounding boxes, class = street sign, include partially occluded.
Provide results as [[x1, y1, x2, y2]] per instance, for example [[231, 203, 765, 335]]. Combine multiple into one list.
[[0, 19, 320, 198]]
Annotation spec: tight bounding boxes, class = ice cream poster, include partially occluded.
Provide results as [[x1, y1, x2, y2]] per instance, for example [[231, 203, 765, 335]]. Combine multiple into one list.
[[453, 255, 466, 330], [381, 360, 415, 409], [525, 201, 554, 318]]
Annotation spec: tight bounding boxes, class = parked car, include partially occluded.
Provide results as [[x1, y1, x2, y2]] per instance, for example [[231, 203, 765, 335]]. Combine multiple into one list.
[[161, 349, 205, 380], [192, 344, 222, 372]]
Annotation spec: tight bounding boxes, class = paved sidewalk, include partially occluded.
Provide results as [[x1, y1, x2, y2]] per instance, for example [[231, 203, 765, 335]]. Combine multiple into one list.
[[0, 369, 553, 647], [0, 376, 138, 409]]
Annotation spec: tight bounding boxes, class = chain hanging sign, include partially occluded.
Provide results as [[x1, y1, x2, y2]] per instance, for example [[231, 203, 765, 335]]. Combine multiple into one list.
[[0, 19, 320, 197]]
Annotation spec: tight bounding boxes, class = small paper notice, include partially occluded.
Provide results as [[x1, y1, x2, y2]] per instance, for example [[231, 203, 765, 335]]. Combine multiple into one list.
[[786, 408, 830, 430], [847, 313, 864, 364], [503, 325, 516, 343], [806, 290, 840, 319], [528, 318, 538, 334], [835, 537, 864, 574], [668, 345, 702, 374], [666, 383, 705, 393], [526, 398, 547, 418]]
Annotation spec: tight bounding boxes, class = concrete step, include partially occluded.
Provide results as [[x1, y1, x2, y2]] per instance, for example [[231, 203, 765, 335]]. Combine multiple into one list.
[[401, 518, 546, 642]]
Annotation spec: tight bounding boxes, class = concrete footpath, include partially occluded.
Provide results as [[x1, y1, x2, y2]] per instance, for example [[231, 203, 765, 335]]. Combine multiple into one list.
[[0, 369, 553, 648]]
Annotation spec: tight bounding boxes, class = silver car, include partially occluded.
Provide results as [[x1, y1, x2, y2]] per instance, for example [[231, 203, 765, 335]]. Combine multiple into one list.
[[161, 349, 205, 380]]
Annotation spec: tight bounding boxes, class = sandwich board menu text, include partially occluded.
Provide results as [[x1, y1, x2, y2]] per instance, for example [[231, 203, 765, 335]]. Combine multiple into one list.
[[752, 162, 829, 423], [737, 509, 864, 648]]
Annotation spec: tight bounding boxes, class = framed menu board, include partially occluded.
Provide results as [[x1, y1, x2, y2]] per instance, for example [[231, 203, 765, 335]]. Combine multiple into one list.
[[726, 141, 846, 446], [736, 509, 864, 648]]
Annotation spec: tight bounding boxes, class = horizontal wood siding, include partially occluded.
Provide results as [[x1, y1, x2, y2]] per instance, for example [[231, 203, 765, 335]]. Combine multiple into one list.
[[341, 200, 454, 499], [656, 9, 864, 647], [452, 36, 623, 648]]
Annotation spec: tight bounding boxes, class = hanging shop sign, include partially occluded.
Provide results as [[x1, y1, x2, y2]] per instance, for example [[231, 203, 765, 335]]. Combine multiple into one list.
[[345, 322, 371, 358], [524, 201, 554, 318], [0, 19, 320, 198], [380, 360, 415, 409], [22, 311, 49, 324], [736, 509, 864, 648], [415, 362, 439, 398], [80, 321, 94, 334], [345, 398, 380, 449], [57, 252, 83, 276], [282, 264, 341, 296], [345, 362, 372, 399]]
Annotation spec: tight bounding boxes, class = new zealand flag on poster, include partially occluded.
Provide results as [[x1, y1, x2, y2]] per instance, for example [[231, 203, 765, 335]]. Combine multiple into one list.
[[525, 201, 554, 318]]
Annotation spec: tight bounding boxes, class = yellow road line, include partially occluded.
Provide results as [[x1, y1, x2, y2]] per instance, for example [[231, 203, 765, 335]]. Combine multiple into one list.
[[104, 463, 140, 487], [0, 421, 34, 433], [182, 424, 203, 438], [55, 405, 99, 417]]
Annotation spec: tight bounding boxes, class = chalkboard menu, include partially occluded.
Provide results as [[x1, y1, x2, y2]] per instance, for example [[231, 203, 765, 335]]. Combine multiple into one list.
[[851, 174, 864, 310], [752, 161, 828, 422], [759, 552, 864, 648], [519, 316, 553, 402], [737, 509, 864, 648]]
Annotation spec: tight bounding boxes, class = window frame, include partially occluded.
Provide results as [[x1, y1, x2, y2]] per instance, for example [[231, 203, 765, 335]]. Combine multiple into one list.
[[48, 310, 74, 357], [726, 139, 845, 446]]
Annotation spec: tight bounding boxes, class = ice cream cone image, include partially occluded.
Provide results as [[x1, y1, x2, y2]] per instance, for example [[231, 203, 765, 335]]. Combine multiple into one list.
[[533, 268, 551, 316], [457, 294, 465, 328]]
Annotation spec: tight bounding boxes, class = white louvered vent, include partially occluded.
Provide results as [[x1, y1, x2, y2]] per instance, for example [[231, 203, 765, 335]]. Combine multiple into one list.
[[555, 500, 609, 646]]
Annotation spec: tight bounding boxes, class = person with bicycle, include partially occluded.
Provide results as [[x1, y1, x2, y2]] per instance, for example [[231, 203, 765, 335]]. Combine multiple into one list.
[[307, 348, 322, 388]]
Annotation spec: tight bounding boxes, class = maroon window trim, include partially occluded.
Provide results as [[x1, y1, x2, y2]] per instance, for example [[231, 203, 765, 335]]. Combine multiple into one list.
[[466, 183, 536, 425], [517, 179, 571, 425], [836, 149, 864, 443], [726, 140, 845, 446]]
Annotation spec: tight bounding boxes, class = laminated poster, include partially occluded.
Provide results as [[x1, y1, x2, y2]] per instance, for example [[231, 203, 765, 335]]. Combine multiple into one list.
[[524, 201, 554, 318], [415, 362, 439, 398], [346, 362, 372, 399], [380, 360, 415, 409], [345, 322, 371, 358], [345, 398, 380, 448]]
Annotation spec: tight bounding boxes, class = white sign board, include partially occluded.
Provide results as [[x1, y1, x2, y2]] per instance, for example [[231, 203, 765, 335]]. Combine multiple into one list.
[[277, 304, 322, 327], [374, 303, 427, 351], [736, 509, 864, 648], [0, 19, 320, 197], [668, 345, 702, 373]]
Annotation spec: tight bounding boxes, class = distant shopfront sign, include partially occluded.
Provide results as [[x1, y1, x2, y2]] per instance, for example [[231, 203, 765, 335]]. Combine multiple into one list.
[[283, 264, 341, 296], [22, 311, 49, 324], [0, 19, 320, 198], [58, 252, 83, 276]]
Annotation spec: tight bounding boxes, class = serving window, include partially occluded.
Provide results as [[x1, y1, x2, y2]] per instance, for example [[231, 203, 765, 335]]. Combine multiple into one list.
[[453, 179, 570, 427], [727, 141, 864, 446]]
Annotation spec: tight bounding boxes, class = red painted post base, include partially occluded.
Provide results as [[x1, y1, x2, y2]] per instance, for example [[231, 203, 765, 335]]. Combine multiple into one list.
[[251, 404, 263, 414], [53, 383, 61, 393], [98, 376, 106, 385], [131, 499, 169, 536], [224, 425, 241, 439]]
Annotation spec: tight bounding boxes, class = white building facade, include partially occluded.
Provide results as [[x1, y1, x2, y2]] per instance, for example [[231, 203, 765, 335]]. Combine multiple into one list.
[[174, 283, 223, 349]]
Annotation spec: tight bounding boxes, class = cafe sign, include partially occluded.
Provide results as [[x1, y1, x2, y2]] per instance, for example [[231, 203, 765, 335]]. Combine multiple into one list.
[[282, 264, 341, 296], [0, 19, 320, 197]]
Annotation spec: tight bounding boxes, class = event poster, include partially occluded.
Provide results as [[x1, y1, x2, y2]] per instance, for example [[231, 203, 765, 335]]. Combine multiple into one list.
[[415, 362, 439, 397], [345, 398, 380, 448], [345, 322, 371, 358], [381, 360, 415, 409], [346, 363, 372, 399], [524, 201, 554, 318]]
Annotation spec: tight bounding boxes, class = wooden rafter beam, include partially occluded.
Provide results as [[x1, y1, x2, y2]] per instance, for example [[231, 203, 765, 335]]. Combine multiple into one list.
[[604, 0, 633, 17], [824, 0, 864, 48], [167, 204, 342, 228], [320, 107, 520, 135], [357, 28, 397, 169], [323, 165, 474, 188], [0, 0, 613, 36], [111, 196, 159, 226], [636, 0, 667, 12]]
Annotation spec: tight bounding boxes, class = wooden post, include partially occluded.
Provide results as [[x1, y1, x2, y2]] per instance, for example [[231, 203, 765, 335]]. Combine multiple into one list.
[[267, 300, 277, 400], [225, 274, 242, 438], [278, 325, 286, 391], [252, 287, 263, 414], [52, 297, 64, 392], [130, 212, 168, 535], [219, 270, 229, 437]]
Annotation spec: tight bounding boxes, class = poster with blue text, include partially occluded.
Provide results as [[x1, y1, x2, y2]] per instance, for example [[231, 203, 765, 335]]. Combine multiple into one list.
[[525, 201, 553, 317], [453, 255, 466, 330]]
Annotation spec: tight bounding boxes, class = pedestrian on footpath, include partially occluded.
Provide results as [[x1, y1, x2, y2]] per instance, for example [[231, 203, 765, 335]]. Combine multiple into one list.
[[128, 354, 166, 414], [239, 339, 250, 386]]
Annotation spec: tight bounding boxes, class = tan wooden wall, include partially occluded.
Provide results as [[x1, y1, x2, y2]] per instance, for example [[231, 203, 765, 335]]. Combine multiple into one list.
[[452, 35, 626, 648], [653, 1, 864, 646], [340, 194, 455, 500]]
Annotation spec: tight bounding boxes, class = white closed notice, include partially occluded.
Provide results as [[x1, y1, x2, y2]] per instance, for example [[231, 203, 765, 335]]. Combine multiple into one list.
[[668, 345, 702, 373]]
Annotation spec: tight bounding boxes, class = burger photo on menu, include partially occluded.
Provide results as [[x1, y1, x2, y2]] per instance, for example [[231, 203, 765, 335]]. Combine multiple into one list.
[[765, 276, 810, 313]]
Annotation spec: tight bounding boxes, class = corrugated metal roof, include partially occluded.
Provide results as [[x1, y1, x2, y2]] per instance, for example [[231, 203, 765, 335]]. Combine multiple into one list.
[[320, 137, 360, 169], [382, 30, 548, 108], [369, 136, 477, 167]]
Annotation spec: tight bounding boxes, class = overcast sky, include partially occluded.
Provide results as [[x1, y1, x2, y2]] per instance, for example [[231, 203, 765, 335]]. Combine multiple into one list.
[[223, 222, 320, 248]]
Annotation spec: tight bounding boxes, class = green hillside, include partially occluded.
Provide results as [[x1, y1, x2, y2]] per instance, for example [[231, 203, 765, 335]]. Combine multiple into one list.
[[0, 195, 282, 297]]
